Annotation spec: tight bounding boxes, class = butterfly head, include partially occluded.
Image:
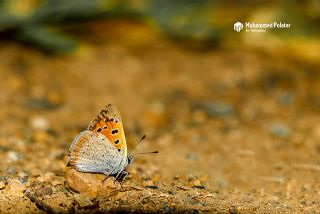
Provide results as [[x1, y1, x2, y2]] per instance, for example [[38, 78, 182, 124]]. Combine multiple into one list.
[[127, 155, 134, 165]]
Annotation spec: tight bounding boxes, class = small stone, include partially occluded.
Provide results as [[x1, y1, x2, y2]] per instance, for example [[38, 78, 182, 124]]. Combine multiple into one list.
[[36, 172, 64, 186], [24, 97, 61, 110], [229, 205, 239, 214], [192, 185, 205, 190], [35, 186, 53, 197], [3, 179, 26, 199], [278, 91, 294, 105], [173, 175, 180, 180], [0, 179, 6, 189], [143, 179, 158, 189], [7, 167, 16, 175], [65, 168, 104, 200], [269, 122, 290, 138], [195, 101, 234, 118], [50, 176, 65, 186], [18, 176, 28, 184], [36, 172, 54, 183], [146, 185, 158, 189], [0, 182, 5, 189], [188, 175, 197, 182], [144, 179, 154, 186], [18, 171, 28, 183], [186, 154, 197, 161], [192, 179, 202, 186], [7, 151, 21, 163], [74, 193, 93, 207], [30, 116, 50, 131]]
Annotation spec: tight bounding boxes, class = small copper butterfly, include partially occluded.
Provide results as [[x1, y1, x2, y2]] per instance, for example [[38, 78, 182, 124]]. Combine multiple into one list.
[[67, 104, 133, 181]]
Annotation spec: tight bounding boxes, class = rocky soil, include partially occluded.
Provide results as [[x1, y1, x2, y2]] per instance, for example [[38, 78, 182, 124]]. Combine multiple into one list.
[[0, 21, 320, 213]]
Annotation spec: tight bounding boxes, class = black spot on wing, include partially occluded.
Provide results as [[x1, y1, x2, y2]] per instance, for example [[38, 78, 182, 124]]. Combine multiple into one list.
[[111, 129, 119, 135]]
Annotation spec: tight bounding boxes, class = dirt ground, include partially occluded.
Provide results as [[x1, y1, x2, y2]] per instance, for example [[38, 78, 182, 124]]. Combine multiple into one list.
[[1, 21, 320, 213]]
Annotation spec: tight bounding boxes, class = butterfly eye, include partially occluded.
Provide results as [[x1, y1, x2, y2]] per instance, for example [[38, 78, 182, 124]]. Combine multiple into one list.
[[127, 156, 133, 164]]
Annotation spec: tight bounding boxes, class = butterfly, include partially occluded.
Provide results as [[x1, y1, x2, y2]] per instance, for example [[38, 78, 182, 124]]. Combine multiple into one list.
[[67, 104, 133, 181]]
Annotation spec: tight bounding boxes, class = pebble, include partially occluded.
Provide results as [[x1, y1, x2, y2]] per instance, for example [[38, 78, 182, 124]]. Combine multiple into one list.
[[269, 122, 290, 138], [7, 151, 20, 163], [192, 185, 205, 190], [18, 176, 29, 184], [186, 154, 197, 161], [30, 116, 50, 131], [278, 91, 294, 105], [192, 179, 202, 186], [7, 167, 16, 175], [18, 171, 29, 183], [74, 193, 93, 207], [35, 186, 53, 197], [0, 177, 7, 189], [3, 179, 26, 199], [65, 168, 104, 200], [24, 97, 62, 110], [229, 205, 240, 214], [0, 182, 6, 189], [36, 172, 55, 183], [195, 101, 234, 118], [144, 180, 158, 189], [36, 172, 64, 186], [173, 175, 181, 180]]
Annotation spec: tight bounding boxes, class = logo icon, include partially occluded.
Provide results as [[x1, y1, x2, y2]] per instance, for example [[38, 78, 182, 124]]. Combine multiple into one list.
[[234, 22, 243, 32]]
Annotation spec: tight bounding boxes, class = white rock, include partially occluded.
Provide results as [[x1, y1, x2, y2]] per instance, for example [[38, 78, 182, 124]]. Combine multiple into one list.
[[30, 116, 50, 130]]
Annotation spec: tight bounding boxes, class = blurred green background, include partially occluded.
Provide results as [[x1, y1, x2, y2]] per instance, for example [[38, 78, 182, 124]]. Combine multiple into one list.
[[0, 0, 319, 60]]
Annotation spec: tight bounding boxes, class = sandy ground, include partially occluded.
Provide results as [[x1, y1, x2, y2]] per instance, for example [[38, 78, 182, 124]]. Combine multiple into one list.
[[1, 21, 320, 213]]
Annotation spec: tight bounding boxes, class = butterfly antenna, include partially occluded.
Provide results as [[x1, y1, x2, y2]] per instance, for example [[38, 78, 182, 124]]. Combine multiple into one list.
[[129, 134, 146, 155], [131, 151, 159, 157]]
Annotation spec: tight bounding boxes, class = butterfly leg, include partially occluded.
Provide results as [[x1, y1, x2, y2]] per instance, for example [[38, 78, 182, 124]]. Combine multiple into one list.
[[102, 168, 118, 183], [115, 170, 128, 182]]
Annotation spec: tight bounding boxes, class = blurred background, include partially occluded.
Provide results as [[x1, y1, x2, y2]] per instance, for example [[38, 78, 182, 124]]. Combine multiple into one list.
[[1, 0, 320, 211]]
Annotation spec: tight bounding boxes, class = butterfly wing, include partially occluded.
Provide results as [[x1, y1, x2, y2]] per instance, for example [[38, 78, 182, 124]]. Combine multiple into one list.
[[67, 130, 124, 175], [87, 104, 128, 166]]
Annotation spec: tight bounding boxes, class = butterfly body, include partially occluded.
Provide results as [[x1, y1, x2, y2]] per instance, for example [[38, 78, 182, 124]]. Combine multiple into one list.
[[67, 104, 131, 181]]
